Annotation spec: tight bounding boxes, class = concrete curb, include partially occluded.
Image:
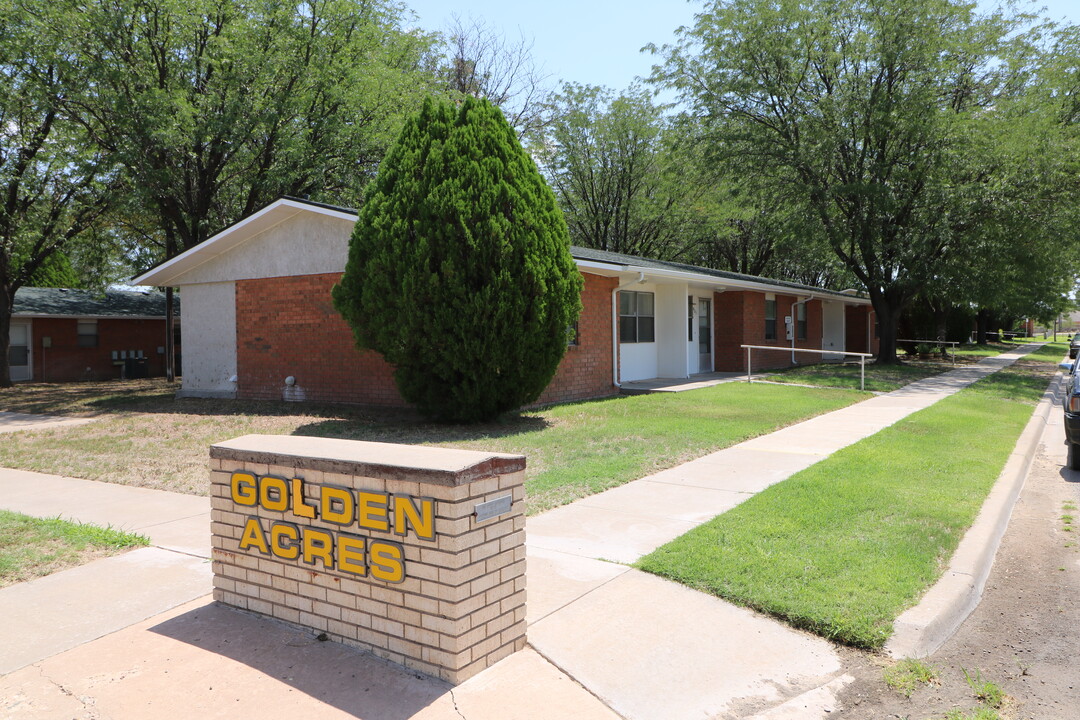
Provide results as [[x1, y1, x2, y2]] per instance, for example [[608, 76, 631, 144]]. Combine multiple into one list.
[[884, 369, 1063, 658]]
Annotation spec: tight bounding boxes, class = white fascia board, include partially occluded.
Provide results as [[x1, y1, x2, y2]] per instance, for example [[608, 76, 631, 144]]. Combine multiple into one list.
[[131, 198, 357, 286], [574, 259, 629, 276]]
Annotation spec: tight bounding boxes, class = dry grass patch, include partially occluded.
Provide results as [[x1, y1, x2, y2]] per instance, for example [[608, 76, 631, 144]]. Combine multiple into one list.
[[1, 378, 866, 513]]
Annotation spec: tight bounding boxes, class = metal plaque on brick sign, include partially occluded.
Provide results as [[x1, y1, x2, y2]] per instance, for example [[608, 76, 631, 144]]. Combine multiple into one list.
[[475, 495, 513, 523]]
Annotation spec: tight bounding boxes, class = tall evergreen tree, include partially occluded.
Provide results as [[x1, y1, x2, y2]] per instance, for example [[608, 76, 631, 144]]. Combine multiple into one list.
[[333, 97, 582, 422]]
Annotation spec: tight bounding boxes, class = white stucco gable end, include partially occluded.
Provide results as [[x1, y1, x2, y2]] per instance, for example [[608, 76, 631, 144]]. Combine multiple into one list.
[[132, 198, 358, 287]]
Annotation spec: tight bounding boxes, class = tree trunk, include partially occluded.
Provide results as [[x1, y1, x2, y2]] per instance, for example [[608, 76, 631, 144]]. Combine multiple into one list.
[[976, 308, 990, 345], [165, 287, 175, 383], [874, 300, 902, 364], [163, 228, 177, 383], [0, 288, 12, 388]]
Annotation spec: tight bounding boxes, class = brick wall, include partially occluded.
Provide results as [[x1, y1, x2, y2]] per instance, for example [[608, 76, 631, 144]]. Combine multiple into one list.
[[535, 272, 618, 406], [209, 434, 526, 684], [845, 305, 881, 355], [714, 290, 747, 372], [714, 292, 858, 371], [28, 317, 172, 382], [235, 271, 618, 408], [235, 274, 401, 405]]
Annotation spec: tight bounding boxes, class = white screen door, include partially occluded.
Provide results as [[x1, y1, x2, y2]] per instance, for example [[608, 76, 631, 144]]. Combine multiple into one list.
[[9, 321, 31, 381], [697, 298, 712, 372]]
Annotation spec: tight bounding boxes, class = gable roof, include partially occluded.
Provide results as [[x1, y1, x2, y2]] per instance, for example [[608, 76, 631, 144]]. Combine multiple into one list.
[[131, 196, 357, 287], [132, 196, 868, 304], [13, 287, 177, 319]]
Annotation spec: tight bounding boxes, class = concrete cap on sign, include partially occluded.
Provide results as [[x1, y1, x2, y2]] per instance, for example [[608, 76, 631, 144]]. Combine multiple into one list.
[[210, 434, 526, 486]]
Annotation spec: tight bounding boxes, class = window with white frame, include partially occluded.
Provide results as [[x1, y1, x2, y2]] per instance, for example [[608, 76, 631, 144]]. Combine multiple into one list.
[[619, 291, 655, 343], [77, 320, 98, 348], [764, 295, 777, 340], [687, 297, 694, 341], [797, 302, 807, 340]]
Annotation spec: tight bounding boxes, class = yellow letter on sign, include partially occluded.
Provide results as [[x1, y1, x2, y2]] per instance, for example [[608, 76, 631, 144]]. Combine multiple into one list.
[[321, 486, 355, 525], [290, 478, 317, 520], [393, 495, 435, 540], [231, 472, 258, 506], [238, 517, 269, 554], [369, 540, 405, 583]]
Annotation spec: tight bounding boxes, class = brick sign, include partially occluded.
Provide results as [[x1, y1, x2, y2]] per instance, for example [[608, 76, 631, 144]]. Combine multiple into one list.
[[210, 434, 526, 683]]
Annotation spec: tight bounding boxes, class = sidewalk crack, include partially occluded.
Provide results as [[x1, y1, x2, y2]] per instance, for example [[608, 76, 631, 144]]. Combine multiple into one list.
[[449, 687, 467, 719], [36, 664, 103, 719]]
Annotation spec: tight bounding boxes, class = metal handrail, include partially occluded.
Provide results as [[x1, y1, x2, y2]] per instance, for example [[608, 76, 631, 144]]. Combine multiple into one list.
[[740, 344, 874, 391]]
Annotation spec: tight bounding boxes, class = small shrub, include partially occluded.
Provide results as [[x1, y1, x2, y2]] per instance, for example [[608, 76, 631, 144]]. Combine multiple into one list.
[[944, 707, 1000, 720], [884, 657, 938, 697], [962, 668, 1004, 709]]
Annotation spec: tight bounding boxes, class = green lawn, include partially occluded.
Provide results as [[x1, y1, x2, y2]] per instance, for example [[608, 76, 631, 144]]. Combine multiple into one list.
[[951, 342, 1014, 359], [0, 510, 149, 588], [0, 379, 867, 515], [636, 343, 1060, 649], [474, 384, 868, 514], [763, 361, 951, 392]]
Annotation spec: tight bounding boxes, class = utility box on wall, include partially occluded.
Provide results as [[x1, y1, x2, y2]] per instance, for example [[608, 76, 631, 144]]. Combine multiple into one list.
[[209, 434, 527, 684]]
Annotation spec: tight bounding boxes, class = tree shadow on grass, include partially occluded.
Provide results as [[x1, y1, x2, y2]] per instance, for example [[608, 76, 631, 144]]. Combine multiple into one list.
[[291, 414, 552, 446], [1, 377, 554, 444], [0, 379, 175, 417]]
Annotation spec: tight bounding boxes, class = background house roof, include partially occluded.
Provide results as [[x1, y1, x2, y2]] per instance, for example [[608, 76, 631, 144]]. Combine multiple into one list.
[[570, 246, 868, 302], [13, 287, 178, 319]]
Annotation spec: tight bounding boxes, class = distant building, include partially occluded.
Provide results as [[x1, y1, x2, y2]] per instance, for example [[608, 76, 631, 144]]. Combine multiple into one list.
[[8, 287, 179, 382]]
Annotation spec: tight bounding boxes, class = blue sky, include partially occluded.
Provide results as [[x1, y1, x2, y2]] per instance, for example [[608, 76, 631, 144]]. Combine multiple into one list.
[[404, 0, 1080, 94]]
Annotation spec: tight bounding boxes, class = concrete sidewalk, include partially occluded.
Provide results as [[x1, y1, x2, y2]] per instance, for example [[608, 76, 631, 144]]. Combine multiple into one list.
[[0, 411, 95, 434], [0, 345, 1049, 719]]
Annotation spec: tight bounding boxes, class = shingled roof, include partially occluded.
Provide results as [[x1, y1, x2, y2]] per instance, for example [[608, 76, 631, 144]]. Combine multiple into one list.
[[569, 246, 864, 301], [13, 287, 178, 318]]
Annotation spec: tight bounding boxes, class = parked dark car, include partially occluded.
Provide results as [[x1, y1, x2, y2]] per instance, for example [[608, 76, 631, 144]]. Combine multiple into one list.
[[1070, 334, 1080, 359], [1062, 358, 1080, 469]]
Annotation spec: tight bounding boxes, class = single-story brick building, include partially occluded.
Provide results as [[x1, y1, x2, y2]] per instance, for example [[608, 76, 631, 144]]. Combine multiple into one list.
[[133, 197, 877, 405], [8, 287, 178, 382]]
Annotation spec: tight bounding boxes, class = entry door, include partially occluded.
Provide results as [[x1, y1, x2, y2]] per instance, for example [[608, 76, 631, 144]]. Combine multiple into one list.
[[821, 302, 845, 361], [697, 297, 712, 372], [8, 321, 31, 381]]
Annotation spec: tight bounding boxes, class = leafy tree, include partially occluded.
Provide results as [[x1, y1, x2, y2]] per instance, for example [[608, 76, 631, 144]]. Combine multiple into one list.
[[915, 19, 1080, 344], [652, 0, 1044, 363], [54, 0, 439, 378], [24, 252, 80, 288], [681, 172, 854, 287], [531, 83, 700, 260], [332, 97, 582, 422], [0, 4, 115, 387], [62, 0, 438, 252]]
